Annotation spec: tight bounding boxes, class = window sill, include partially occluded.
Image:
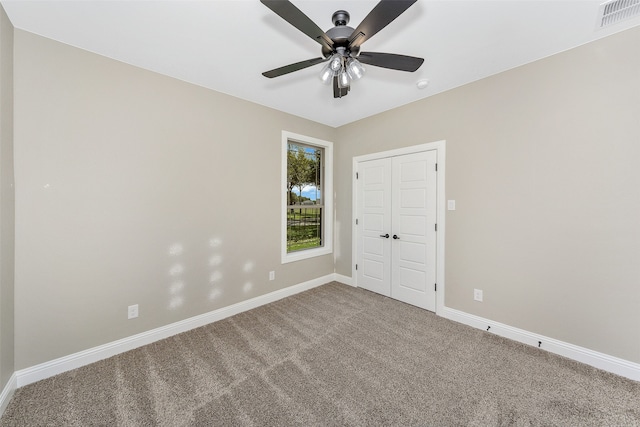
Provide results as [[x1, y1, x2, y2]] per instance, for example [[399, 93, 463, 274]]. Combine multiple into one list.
[[281, 246, 333, 264]]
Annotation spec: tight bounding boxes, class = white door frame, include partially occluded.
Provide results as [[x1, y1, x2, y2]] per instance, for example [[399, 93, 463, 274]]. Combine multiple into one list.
[[352, 140, 446, 315]]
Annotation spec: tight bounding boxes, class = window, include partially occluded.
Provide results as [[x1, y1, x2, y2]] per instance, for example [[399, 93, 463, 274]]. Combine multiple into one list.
[[281, 131, 333, 263]]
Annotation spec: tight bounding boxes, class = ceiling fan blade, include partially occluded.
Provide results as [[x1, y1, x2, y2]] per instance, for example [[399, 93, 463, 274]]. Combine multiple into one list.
[[348, 0, 417, 49], [261, 0, 333, 50], [262, 57, 327, 78], [357, 52, 424, 72]]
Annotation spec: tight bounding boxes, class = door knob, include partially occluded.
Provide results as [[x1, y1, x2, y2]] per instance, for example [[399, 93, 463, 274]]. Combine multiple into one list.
[[392, 234, 400, 239], [379, 233, 389, 238]]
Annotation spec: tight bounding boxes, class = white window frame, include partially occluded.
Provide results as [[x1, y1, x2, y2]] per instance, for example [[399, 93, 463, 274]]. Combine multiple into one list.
[[281, 131, 333, 264]]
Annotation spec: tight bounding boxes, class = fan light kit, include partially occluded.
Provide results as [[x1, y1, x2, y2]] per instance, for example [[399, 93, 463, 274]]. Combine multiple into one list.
[[319, 47, 366, 89], [261, 0, 424, 98]]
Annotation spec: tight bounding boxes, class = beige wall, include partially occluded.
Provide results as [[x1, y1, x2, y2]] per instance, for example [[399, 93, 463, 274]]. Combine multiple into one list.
[[13, 30, 336, 369], [0, 4, 15, 390], [8, 23, 640, 372], [335, 26, 640, 363]]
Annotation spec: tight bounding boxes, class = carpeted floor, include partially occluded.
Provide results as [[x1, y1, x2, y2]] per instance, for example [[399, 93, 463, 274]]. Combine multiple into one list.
[[1, 282, 639, 426]]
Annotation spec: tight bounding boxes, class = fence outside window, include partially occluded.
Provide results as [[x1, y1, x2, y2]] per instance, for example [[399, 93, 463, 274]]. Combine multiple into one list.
[[286, 142, 324, 253]]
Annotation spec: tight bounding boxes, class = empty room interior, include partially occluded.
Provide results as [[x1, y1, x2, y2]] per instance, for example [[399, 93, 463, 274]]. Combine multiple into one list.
[[0, 0, 639, 424]]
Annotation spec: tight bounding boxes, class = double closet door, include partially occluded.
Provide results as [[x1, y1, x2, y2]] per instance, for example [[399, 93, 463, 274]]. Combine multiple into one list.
[[356, 150, 437, 311]]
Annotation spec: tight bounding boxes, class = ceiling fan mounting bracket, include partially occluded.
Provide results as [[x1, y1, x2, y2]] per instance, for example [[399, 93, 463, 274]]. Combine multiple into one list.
[[332, 10, 350, 26]]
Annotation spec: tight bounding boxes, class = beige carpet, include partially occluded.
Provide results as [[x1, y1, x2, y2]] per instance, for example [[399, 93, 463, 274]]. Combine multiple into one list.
[[1, 282, 639, 426]]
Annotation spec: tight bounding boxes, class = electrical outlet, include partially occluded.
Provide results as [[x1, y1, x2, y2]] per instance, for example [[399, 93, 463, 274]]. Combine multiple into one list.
[[474, 289, 483, 302], [269, 271, 275, 281], [128, 304, 139, 319]]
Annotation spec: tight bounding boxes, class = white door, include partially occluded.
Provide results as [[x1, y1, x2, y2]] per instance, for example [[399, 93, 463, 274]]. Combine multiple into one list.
[[357, 158, 392, 297], [391, 151, 437, 311], [356, 150, 437, 311]]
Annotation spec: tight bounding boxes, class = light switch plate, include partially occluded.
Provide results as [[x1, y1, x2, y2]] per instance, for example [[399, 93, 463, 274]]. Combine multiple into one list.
[[447, 200, 456, 210]]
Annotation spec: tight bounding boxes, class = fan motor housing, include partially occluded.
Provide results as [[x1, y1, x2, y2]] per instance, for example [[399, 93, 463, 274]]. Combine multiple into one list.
[[322, 10, 360, 58]]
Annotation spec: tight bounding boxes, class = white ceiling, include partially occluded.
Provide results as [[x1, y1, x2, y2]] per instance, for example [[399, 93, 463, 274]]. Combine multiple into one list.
[[2, 0, 639, 127]]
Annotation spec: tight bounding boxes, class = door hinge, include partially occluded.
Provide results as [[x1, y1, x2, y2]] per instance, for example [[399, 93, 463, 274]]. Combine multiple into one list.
[[356, 172, 359, 179], [435, 283, 437, 292], [355, 218, 358, 225], [435, 163, 438, 172], [355, 264, 358, 270], [435, 223, 438, 231]]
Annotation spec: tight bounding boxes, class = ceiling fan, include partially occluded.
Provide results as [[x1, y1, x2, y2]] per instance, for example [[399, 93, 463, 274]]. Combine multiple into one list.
[[260, 0, 424, 98]]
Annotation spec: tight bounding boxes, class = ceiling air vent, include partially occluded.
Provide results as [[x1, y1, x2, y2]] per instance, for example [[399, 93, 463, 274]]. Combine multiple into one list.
[[597, 0, 640, 28]]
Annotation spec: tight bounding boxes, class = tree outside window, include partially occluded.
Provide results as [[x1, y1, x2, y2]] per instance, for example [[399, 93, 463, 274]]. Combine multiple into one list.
[[286, 142, 323, 252]]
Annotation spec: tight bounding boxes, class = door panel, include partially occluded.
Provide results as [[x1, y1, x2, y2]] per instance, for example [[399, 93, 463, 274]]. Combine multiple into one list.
[[363, 213, 384, 232], [356, 150, 437, 311], [399, 241, 426, 264], [398, 267, 426, 292], [363, 259, 385, 281], [399, 215, 426, 236], [400, 159, 427, 182], [357, 158, 392, 297], [363, 236, 384, 256], [391, 151, 437, 311], [400, 189, 427, 208], [364, 190, 385, 208]]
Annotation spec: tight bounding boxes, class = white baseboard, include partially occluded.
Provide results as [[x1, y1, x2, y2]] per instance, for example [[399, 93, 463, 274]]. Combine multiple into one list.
[[441, 307, 640, 382], [0, 373, 17, 419], [15, 274, 335, 388], [12, 276, 637, 396], [333, 273, 354, 286]]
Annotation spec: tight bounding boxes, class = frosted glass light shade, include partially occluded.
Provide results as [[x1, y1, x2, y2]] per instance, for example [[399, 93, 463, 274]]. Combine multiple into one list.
[[329, 54, 342, 72], [319, 63, 334, 85], [320, 54, 344, 85], [346, 58, 365, 80], [337, 70, 350, 88]]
